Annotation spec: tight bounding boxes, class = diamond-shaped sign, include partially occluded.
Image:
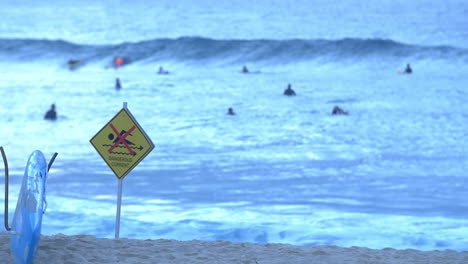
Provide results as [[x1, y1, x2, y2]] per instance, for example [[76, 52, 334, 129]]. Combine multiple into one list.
[[90, 107, 154, 179]]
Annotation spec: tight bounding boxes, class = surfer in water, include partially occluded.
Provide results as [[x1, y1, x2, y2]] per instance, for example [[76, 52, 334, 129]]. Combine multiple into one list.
[[158, 66, 169, 75], [332, 105, 349, 115], [114, 57, 124, 69], [44, 104, 57, 120], [227, 107, 236, 115], [284, 84, 296, 96], [67, 59, 82, 70], [405, 64, 412, 74], [115, 78, 122, 90], [242, 66, 249, 73]]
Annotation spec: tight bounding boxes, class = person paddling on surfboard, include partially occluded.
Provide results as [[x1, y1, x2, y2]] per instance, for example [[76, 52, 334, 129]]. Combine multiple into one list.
[[332, 105, 349, 115], [44, 104, 57, 120], [242, 66, 249, 73], [284, 84, 296, 96], [158, 66, 169, 74], [67, 59, 82, 70]]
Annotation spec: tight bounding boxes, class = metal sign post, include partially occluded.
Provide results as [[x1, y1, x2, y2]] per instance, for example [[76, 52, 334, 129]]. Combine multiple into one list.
[[115, 102, 126, 239], [90, 102, 154, 239], [115, 178, 123, 238]]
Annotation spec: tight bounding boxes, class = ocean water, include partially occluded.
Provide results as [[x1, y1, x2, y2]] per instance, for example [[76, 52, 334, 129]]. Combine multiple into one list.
[[1, 0, 468, 251]]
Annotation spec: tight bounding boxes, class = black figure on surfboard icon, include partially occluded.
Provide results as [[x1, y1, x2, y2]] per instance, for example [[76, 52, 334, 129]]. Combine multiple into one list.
[[108, 130, 135, 145], [104, 130, 143, 155]]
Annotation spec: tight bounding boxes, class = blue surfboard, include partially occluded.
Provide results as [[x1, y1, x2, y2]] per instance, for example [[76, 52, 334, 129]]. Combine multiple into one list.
[[10, 150, 48, 264]]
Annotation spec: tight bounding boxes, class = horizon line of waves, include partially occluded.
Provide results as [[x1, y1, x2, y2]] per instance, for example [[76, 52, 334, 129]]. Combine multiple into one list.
[[0, 37, 467, 64]]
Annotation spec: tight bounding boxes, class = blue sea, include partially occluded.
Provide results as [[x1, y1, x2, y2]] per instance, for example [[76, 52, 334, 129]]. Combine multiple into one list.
[[1, 0, 468, 251]]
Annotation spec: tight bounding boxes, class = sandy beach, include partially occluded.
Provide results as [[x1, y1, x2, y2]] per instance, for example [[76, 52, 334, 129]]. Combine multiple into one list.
[[1, 233, 467, 264]]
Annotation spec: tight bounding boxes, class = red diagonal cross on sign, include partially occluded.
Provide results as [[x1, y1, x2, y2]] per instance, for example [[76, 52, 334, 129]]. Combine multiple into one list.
[[108, 123, 137, 155]]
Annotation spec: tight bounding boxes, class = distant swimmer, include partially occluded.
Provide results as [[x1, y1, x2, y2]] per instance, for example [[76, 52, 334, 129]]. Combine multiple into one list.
[[332, 105, 349, 115], [44, 104, 57, 120], [227, 107, 236, 115], [242, 66, 249, 73], [157, 66, 169, 75], [283, 84, 296, 96], [405, 63, 412, 74], [115, 78, 122, 90]]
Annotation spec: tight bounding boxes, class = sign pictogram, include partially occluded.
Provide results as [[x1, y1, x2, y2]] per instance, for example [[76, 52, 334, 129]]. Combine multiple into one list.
[[90, 107, 154, 179]]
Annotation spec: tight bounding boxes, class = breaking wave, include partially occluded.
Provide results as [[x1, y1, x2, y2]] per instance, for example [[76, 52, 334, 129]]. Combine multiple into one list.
[[0, 37, 467, 64]]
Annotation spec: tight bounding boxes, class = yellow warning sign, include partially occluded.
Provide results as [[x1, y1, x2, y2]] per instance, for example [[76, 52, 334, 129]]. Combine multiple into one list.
[[90, 107, 154, 179]]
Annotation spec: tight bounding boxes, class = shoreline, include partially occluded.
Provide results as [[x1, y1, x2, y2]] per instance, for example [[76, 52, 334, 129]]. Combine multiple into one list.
[[1, 233, 467, 264]]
